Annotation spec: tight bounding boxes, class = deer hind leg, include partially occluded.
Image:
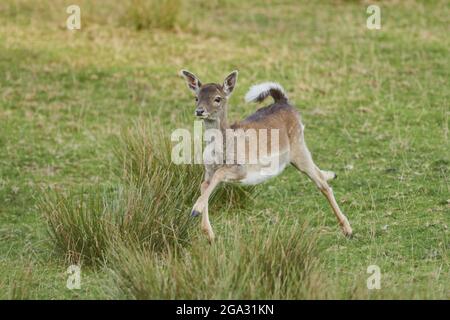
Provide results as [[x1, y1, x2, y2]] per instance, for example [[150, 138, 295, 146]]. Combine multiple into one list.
[[290, 139, 352, 237], [321, 170, 337, 181]]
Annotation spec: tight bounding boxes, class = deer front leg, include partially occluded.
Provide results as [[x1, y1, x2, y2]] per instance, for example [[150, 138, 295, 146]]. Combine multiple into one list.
[[192, 169, 225, 216], [191, 167, 242, 242], [192, 176, 222, 243], [198, 180, 214, 241]]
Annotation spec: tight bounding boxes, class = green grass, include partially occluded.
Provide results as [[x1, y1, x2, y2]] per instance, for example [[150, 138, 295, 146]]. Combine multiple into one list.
[[0, 0, 448, 299]]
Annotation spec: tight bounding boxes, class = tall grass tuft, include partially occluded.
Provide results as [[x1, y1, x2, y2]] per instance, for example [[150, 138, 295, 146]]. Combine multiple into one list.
[[1, 0, 183, 30], [106, 220, 330, 299], [122, 0, 181, 31], [41, 188, 117, 264], [0, 263, 34, 300], [115, 124, 255, 211], [40, 122, 255, 264]]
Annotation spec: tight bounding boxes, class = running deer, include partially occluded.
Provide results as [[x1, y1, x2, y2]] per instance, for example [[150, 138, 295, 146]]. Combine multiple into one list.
[[180, 70, 352, 242]]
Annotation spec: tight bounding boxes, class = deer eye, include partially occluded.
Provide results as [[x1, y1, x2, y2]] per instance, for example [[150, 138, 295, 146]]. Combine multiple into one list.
[[214, 97, 222, 103], [195, 97, 198, 102]]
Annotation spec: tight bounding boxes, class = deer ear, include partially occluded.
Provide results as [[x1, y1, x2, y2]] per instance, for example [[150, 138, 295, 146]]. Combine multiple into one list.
[[223, 70, 238, 96], [180, 69, 202, 94]]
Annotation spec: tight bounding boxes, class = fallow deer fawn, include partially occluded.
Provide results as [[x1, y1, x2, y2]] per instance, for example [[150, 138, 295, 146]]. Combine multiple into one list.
[[180, 70, 352, 242]]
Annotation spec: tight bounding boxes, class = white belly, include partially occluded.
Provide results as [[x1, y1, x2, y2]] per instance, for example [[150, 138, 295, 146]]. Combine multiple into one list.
[[239, 152, 290, 185]]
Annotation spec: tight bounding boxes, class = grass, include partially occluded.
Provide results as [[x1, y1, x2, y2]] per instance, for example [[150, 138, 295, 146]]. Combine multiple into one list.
[[40, 124, 253, 265], [106, 221, 327, 299], [122, 0, 182, 31], [0, 0, 449, 299]]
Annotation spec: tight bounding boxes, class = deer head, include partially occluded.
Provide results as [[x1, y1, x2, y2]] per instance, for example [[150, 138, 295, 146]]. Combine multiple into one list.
[[180, 70, 238, 121]]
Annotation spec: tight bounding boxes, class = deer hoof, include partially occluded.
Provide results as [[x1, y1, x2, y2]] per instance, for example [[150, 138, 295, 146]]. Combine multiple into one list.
[[191, 210, 201, 217], [206, 231, 215, 243], [342, 226, 353, 238]]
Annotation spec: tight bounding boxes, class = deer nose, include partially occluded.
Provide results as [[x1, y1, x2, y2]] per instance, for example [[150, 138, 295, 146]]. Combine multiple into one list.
[[195, 108, 205, 116]]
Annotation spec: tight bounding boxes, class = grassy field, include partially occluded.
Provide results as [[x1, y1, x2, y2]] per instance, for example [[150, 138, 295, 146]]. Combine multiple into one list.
[[0, 0, 449, 299]]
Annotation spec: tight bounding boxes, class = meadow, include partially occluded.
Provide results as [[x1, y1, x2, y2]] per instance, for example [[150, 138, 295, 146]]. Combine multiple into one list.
[[0, 0, 448, 299]]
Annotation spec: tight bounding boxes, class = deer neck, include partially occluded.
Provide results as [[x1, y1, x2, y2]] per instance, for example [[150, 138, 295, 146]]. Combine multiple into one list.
[[203, 108, 230, 163], [203, 108, 229, 135]]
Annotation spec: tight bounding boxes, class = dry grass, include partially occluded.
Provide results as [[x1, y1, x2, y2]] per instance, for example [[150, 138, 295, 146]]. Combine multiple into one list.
[[1, 0, 182, 30], [122, 0, 182, 30]]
